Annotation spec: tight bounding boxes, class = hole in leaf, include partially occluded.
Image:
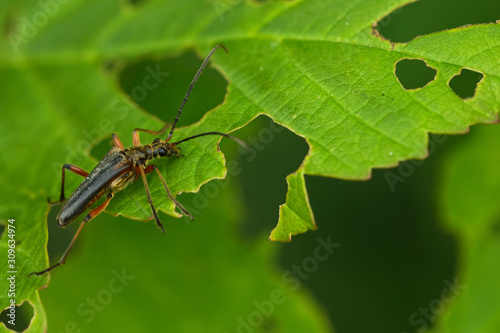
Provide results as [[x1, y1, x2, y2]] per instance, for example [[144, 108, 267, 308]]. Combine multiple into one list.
[[0, 301, 34, 332], [448, 68, 484, 99], [231, 116, 309, 239], [118, 50, 228, 129], [395, 59, 437, 90], [286, 143, 458, 333], [90, 136, 114, 160], [375, 0, 500, 43]]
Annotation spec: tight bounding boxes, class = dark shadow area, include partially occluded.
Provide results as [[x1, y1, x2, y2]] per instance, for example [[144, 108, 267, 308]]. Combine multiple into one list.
[[395, 58, 437, 90], [375, 0, 500, 43], [250, 0, 298, 3], [448, 68, 484, 99], [122, 0, 150, 9], [0, 301, 34, 332], [101, 59, 120, 75], [90, 136, 114, 161]]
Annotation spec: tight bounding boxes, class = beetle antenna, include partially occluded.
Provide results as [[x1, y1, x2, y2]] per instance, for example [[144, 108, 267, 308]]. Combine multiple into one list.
[[172, 131, 249, 149], [166, 44, 228, 142]]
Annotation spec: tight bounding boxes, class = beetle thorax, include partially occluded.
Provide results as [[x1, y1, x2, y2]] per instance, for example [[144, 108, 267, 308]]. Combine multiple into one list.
[[123, 138, 179, 165]]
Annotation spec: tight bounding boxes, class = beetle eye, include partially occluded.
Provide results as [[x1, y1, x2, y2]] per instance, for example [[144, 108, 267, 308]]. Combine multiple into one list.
[[158, 148, 167, 156]]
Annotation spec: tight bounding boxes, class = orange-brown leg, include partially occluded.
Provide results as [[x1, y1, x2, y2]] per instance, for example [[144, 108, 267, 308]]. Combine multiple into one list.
[[138, 166, 165, 233], [112, 133, 124, 150], [30, 193, 114, 277], [49, 164, 90, 204], [144, 164, 193, 220]]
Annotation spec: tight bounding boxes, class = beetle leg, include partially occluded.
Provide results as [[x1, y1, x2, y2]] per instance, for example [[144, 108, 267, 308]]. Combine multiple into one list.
[[144, 164, 193, 221], [112, 133, 124, 150], [49, 164, 90, 205], [138, 165, 165, 233], [132, 129, 141, 147], [133, 125, 170, 137], [30, 193, 114, 277]]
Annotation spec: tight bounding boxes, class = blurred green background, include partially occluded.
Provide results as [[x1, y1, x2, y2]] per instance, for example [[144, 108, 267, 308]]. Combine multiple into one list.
[[2, 0, 500, 332]]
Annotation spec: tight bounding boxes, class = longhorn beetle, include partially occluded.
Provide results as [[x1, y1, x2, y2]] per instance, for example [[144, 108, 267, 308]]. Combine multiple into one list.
[[30, 45, 246, 276]]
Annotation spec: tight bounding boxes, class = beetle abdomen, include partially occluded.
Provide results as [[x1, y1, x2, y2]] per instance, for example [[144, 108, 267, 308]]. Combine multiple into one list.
[[57, 149, 132, 226]]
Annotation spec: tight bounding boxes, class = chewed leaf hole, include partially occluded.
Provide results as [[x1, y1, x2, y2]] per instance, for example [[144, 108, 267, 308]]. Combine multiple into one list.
[[119, 50, 228, 128], [395, 59, 437, 90], [0, 301, 34, 332], [448, 68, 484, 99], [374, 1, 500, 43]]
